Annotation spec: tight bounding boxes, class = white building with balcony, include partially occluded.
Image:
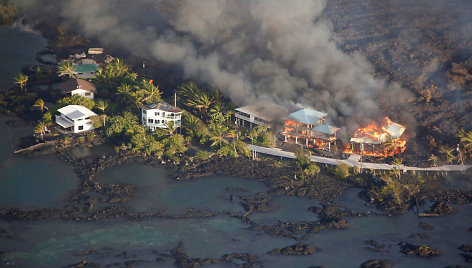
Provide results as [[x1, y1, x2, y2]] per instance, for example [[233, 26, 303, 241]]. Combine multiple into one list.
[[55, 105, 97, 133], [141, 102, 182, 131], [235, 102, 288, 129]]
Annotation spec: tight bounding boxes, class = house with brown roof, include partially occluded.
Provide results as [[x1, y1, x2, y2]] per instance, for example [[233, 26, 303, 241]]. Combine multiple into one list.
[[59, 78, 97, 99]]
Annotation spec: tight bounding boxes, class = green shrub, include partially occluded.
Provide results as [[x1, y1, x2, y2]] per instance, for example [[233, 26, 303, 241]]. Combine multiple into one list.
[[194, 150, 212, 160], [335, 163, 350, 179], [77, 136, 85, 144], [87, 132, 95, 142]]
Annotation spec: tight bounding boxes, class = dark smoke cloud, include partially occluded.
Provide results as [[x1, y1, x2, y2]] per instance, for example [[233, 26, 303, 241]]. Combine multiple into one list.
[[17, 0, 412, 137]]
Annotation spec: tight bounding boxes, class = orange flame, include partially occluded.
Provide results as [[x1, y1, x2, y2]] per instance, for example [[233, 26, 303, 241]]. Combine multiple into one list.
[[343, 117, 407, 157], [149, 79, 154, 83]]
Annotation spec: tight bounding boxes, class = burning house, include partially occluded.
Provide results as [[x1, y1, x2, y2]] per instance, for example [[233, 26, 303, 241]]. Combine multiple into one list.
[[281, 108, 340, 150], [235, 102, 288, 129], [345, 117, 406, 157]]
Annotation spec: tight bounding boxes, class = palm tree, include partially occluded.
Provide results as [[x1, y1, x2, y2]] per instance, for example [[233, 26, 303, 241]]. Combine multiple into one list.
[[112, 58, 129, 77], [187, 93, 214, 119], [182, 113, 201, 139], [384, 135, 396, 158], [248, 128, 258, 160], [14, 73, 28, 93], [33, 99, 48, 113], [34, 122, 45, 140], [178, 81, 200, 100], [58, 61, 77, 78], [140, 80, 161, 104], [164, 121, 178, 136], [226, 129, 238, 155], [209, 127, 229, 148], [428, 154, 438, 167], [441, 147, 456, 164], [116, 84, 133, 105], [457, 129, 472, 154], [95, 100, 108, 127]]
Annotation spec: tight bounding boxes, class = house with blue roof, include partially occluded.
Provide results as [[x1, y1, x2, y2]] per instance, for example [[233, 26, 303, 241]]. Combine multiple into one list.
[[73, 63, 99, 79], [282, 107, 339, 150]]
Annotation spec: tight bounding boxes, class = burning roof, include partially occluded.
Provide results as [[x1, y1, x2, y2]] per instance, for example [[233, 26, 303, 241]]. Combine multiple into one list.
[[350, 117, 405, 145]]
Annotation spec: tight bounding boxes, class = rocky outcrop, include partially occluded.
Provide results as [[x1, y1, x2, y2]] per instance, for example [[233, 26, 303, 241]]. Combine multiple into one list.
[[268, 242, 319, 255], [399, 242, 440, 257], [458, 244, 472, 263], [360, 259, 393, 268]]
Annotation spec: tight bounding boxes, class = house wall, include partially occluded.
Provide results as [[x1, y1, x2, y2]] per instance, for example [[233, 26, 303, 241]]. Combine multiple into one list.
[[141, 108, 182, 130], [70, 88, 94, 99], [72, 116, 94, 133], [235, 111, 270, 128]]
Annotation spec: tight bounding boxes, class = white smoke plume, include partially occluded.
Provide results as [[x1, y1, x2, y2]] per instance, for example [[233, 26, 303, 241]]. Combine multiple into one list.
[[17, 0, 411, 137]]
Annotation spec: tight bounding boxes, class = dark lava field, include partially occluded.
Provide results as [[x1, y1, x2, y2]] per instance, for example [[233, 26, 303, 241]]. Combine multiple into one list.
[[324, 0, 472, 159]]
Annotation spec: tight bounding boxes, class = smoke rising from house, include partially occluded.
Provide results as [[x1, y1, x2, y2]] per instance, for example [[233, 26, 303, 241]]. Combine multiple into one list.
[[17, 0, 412, 137]]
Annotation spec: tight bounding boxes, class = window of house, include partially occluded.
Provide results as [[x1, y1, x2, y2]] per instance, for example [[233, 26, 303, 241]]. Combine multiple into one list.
[[155, 112, 160, 116], [148, 119, 154, 123], [85, 92, 91, 96], [156, 120, 160, 124], [162, 112, 165, 117], [78, 125, 84, 131]]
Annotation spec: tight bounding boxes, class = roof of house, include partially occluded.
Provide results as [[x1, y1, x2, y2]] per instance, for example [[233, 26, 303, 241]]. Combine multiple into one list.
[[287, 108, 327, 125], [350, 121, 405, 144], [385, 122, 405, 139], [141, 101, 182, 113], [235, 102, 289, 121], [59, 78, 96, 94], [58, 105, 97, 120], [74, 63, 99, 73], [88, 48, 104, 54], [312, 124, 339, 135]]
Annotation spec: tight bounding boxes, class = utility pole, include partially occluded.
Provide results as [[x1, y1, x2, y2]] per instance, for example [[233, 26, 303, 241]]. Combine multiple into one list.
[[359, 143, 364, 173], [457, 144, 465, 172]]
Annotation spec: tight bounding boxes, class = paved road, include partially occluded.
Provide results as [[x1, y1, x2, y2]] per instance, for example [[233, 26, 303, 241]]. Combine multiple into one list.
[[249, 145, 471, 172]]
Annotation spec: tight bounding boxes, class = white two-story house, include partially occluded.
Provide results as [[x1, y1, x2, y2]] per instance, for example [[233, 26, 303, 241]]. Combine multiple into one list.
[[141, 102, 182, 131], [55, 105, 97, 133]]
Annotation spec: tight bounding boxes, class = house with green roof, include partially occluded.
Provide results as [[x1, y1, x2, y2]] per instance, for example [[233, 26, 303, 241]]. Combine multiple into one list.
[[73, 63, 99, 79]]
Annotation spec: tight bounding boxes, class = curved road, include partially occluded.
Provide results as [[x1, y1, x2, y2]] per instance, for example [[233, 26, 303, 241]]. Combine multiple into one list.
[[249, 145, 471, 172]]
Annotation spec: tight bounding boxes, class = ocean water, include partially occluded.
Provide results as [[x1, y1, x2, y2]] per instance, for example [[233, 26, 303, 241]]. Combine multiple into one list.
[[0, 115, 80, 210], [0, 24, 46, 91], [97, 164, 268, 214]]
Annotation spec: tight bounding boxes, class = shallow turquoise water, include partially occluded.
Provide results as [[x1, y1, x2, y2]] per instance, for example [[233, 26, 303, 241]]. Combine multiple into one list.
[[0, 155, 79, 208], [0, 115, 80, 209], [248, 195, 320, 225], [97, 164, 268, 213]]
